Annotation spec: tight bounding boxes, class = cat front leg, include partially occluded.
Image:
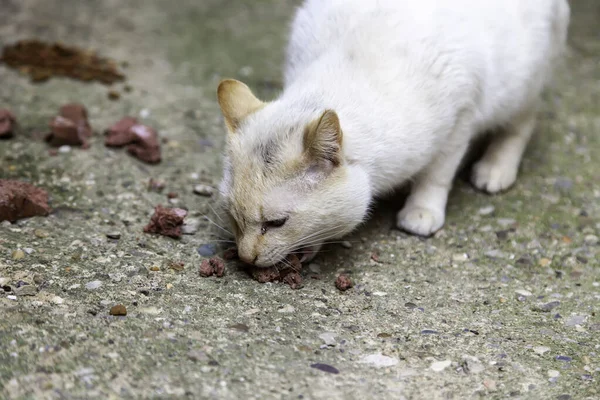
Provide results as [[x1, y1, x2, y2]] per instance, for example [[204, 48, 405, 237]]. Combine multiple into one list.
[[397, 119, 473, 237]]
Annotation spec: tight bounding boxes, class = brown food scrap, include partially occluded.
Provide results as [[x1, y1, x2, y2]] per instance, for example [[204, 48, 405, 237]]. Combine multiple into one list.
[[143, 205, 187, 238], [223, 247, 238, 260], [282, 272, 303, 290], [0, 180, 51, 222], [107, 90, 120, 101], [287, 253, 303, 272], [126, 124, 161, 164], [251, 266, 280, 283], [0, 39, 125, 84], [249, 254, 303, 289], [199, 257, 226, 278], [109, 304, 127, 316], [46, 103, 93, 147], [335, 274, 353, 291], [148, 178, 165, 193], [370, 252, 382, 263], [168, 261, 185, 271], [0, 109, 16, 138], [105, 116, 138, 146], [104, 118, 161, 164]]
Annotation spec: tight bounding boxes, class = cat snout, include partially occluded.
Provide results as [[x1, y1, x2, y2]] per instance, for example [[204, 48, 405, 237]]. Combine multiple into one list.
[[239, 253, 258, 265]]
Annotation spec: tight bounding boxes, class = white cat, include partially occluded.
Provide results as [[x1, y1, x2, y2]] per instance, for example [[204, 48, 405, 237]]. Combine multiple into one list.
[[216, 0, 570, 267]]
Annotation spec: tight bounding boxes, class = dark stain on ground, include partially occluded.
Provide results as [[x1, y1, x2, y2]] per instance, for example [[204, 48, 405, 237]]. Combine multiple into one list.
[[0, 39, 125, 84]]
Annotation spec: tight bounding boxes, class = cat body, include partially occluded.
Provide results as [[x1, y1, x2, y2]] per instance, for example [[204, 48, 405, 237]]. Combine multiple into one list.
[[217, 0, 570, 267]]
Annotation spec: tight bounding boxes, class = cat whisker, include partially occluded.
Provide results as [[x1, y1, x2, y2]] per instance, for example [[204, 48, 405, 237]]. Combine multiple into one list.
[[203, 215, 233, 236]]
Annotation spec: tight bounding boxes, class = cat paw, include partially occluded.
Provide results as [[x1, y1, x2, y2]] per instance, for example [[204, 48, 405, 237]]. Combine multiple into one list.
[[471, 160, 517, 194], [396, 205, 445, 237]]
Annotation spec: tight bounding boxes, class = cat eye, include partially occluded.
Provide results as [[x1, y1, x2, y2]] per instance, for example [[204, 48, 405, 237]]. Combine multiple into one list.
[[261, 217, 288, 234]]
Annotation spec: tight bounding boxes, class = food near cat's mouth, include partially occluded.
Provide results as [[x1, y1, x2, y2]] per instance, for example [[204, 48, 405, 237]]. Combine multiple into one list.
[[143, 205, 188, 239], [223, 247, 239, 260], [250, 254, 304, 289], [0, 109, 16, 138], [45, 103, 93, 148], [199, 257, 226, 277], [105, 117, 162, 164], [0, 180, 51, 222]]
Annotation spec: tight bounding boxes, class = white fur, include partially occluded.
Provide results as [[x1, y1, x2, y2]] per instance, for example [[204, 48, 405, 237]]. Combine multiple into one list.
[[219, 0, 569, 266], [284, 0, 569, 234]]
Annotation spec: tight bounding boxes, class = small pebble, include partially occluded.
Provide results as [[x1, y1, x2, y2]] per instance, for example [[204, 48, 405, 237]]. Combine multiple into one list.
[[497, 218, 516, 227], [58, 145, 71, 153], [319, 332, 337, 346], [515, 289, 533, 298], [533, 301, 560, 312], [452, 253, 468, 262], [430, 360, 452, 372], [478, 205, 495, 215], [308, 263, 321, 274], [109, 304, 127, 316], [197, 244, 216, 257], [168, 261, 185, 271], [15, 285, 37, 296], [278, 305, 295, 313], [182, 218, 200, 235], [11, 249, 25, 260], [554, 178, 573, 191], [555, 355, 572, 362], [34, 229, 49, 238], [193, 184, 214, 196], [584, 235, 598, 245], [565, 315, 586, 327], [534, 346, 551, 355], [85, 280, 102, 290], [229, 323, 249, 332], [539, 258, 551, 267], [341, 241, 352, 249], [483, 379, 497, 391], [310, 363, 339, 374], [7, 295, 17, 301], [485, 249, 506, 259], [360, 354, 399, 367], [106, 232, 121, 240]]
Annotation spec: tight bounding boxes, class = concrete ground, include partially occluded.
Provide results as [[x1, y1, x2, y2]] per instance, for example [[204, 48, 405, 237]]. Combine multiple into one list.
[[1, 0, 598, 398]]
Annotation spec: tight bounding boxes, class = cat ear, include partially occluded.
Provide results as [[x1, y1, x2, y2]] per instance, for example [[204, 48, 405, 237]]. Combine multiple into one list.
[[303, 109, 343, 166], [217, 79, 265, 132]]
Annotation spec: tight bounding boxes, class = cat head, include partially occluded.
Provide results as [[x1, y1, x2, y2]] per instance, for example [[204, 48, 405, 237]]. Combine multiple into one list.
[[216, 79, 370, 267]]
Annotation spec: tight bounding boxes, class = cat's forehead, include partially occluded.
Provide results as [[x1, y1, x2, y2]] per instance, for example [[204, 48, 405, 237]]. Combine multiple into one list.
[[227, 145, 305, 219]]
